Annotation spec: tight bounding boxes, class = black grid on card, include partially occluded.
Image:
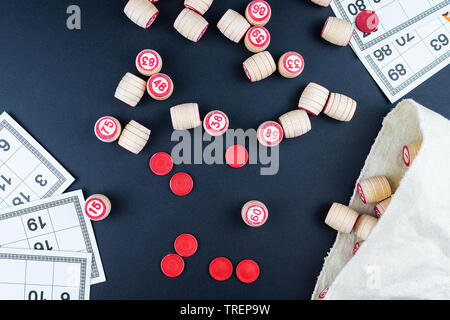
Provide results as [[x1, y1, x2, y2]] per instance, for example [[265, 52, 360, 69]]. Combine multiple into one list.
[[0, 252, 87, 300], [334, 1, 448, 51], [0, 120, 66, 197], [0, 196, 99, 279], [366, 50, 450, 94]]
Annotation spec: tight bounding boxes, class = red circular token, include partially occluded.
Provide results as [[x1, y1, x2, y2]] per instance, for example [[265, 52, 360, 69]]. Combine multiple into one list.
[[94, 116, 119, 141], [170, 172, 194, 196], [236, 259, 260, 284], [150, 152, 173, 176], [353, 242, 361, 255], [85, 197, 107, 220], [174, 233, 198, 257], [402, 145, 410, 166], [357, 183, 366, 204], [204, 111, 229, 136], [137, 49, 160, 73], [209, 257, 233, 281], [147, 73, 172, 98], [247, 0, 271, 22], [257, 121, 284, 147], [355, 10, 379, 34], [247, 26, 270, 47], [283, 52, 304, 74], [225, 145, 248, 168], [161, 254, 184, 278]]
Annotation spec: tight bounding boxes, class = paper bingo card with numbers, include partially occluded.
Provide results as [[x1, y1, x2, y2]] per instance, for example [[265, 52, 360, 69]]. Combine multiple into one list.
[[330, 0, 450, 102], [0, 112, 74, 208], [0, 190, 105, 284], [0, 248, 91, 300]]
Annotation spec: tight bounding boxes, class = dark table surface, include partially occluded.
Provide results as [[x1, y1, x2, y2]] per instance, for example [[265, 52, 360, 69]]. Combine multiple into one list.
[[0, 0, 448, 299]]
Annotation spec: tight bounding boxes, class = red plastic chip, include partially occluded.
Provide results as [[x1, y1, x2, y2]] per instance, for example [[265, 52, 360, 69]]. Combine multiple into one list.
[[161, 254, 185, 278], [174, 233, 198, 257], [356, 10, 379, 34], [150, 152, 173, 176], [225, 145, 249, 168], [209, 257, 233, 281], [170, 172, 194, 196], [236, 259, 260, 284]]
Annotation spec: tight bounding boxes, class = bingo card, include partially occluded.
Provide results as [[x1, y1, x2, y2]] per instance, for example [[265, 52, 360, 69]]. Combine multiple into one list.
[[330, 0, 450, 102], [0, 190, 105, 284], [0, 112, 74, 208], [0, 248, 91, 300]]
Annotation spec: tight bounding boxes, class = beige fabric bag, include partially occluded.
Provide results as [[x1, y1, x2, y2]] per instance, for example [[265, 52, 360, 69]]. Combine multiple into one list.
[[312, 99, 450, 300]]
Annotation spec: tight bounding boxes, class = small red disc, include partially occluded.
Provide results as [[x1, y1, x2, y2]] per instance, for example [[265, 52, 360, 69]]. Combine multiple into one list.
[[353, 242, 361, 255], [161, 254, 184, 278], [209, 257, 233, 281], [170, 172, 194, 196], [174, 233, 198, 257], [150, 152, 173, 176], [225, 145, 249, 168], [236, 259, 260, 284], [355, 10, 379, 34]]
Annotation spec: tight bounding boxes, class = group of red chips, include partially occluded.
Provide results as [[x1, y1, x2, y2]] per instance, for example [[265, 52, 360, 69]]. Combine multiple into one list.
[[209, 257, 260, 284], [161, 233, 198, 278], [149, 152, 194, 196]]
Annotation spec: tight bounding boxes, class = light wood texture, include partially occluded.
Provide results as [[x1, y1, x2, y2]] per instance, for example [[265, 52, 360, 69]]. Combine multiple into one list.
[[245, 0, 272, 27], [170, 103, 202, 130], [242, 51, 276, 82], [298, 82, 329, 116], [374, 197, 391, 217], [311, 0, 332, 7], [323, 92, 357, 121], [244, 26, 270, 53], [325, 202, 360, 234], [184, 0, 213, 15], [174, 8, 209, 42], [353, 214, 378, 240], [217, 9, 250, 43], [124, 0, 159, 29], [241, 200, 268, 227], [114, 72, 146, 107], [321, 17, 354, 46], [118, 120, 150, 154], [278, 109, 311, 139], [357, 175, 392, 204], [402, 140, 422, 167]]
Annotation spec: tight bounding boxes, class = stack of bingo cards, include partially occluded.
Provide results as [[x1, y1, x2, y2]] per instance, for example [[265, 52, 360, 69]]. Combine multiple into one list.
[[0, 112, 107, 299]]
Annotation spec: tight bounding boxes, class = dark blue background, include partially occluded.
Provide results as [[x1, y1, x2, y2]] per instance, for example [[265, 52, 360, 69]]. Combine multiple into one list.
[[0, 0, 448, 299]]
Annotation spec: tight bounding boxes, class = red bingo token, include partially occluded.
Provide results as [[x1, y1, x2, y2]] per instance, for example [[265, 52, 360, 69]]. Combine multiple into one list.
[[402, 145, 411, 166], [282, 52, 304, 75], [247, 26, 270, 48], [203, 110, 229, 136], [161, 254, 185, 278], [257, 121, 284, 147], [150, 152, 173, 176], [174, 233, 198, 257], [145, 11, 159, 29], [136, 49, 162, 76], [170, 172, 194, 196], [147, 73, 173, 100], [357, 183, 367, 204], [242, 201, 268, 227], [209, 257, 233, 281], [355, 10, 379, 34], [85, 194, 111, 221], [236, 259, 260, 284], [94, 116, 121, 143], [318, 287, 328, 300], [246, 0, 271, 26], [353, 242, 361, 255], [225, 145, 248, 168]]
